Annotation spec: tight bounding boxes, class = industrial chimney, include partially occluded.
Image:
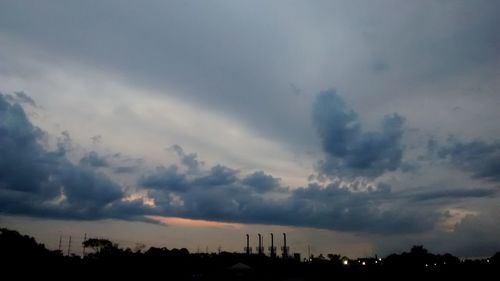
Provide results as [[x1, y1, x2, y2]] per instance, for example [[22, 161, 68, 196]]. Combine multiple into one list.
[[245, 234, 251, 255], [282, 233, 289, 259], [269, 233, 277, 258], [257, 233, 264, 255]]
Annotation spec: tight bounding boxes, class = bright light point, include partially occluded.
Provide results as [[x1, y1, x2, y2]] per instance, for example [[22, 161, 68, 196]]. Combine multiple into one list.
[[343, 260, 348, 265], [362, 261, 366, 265]]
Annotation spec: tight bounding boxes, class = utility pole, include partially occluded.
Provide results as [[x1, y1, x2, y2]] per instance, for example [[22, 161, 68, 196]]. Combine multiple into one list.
[[58, 236, 62, 252], [67, 236, 72, 256]]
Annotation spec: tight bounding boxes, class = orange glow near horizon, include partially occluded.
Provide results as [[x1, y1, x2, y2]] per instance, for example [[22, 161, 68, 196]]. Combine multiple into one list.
[[147, 215, 245, 229]]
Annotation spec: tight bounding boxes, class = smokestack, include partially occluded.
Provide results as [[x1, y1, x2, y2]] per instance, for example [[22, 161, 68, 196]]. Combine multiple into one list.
[[269, 233, 276, 258], [257, 233, 263, 255], [282, 233, 289, 259], [246, 234, 250, 255]]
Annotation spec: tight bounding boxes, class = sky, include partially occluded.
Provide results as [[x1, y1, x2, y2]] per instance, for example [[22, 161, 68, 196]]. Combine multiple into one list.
[[0, 0, 500, 258]]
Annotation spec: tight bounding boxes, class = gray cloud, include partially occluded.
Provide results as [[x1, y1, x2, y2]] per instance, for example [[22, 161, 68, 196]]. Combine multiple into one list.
[[412, 188, 496, 202], [0, 92, 493, 238], [140, 148, 436, 234], [113, 166, 138, 174], [4, 91, 37, 107], [139, 165, 188, 192], [2, 1, 498, 153], [441, 212, 500, 257], [242, 171, 281, 193], [79, 150, 143, 174], [313, 89, 405, 177], [0, 93, 148, 220], [376, 210, 500, 258], [436, 139, 500, 182], [0, 91, 437, 234], [284, 183, 434, 234], [79, 151, 109, 168], [170, 144, 203, 173], [193, 165, 239, 187]]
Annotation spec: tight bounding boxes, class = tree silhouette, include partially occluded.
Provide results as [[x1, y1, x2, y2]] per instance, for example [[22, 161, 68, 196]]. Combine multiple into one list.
[[83, 238, 115, 253]]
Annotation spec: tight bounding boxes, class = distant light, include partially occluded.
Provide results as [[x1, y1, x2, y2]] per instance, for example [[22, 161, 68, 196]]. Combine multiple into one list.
[[378, 258, 382, 261], [425, 264, 428, 267], [362, 261, 366, 266], [375, 260, 378, 264], [434, 263, 437, 266], [487, 259, 490, 263], [443, 262, 446, 265], [343, 260, 349, 265]]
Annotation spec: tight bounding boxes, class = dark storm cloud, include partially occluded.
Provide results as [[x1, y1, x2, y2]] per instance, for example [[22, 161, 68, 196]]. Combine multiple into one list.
[[313, 89, 405, 177], [139, 165, 188, 192], [242, 171, 281, 193], [412, 188, 496, 202], [0, 94, 455, 234], [113, 166, 138, 174], [140, 149, 435, 234], [436, 139, 500, 182], [0, 93, 148, 220], [282, 183, 434, 233], [193, 165, 239, 187]]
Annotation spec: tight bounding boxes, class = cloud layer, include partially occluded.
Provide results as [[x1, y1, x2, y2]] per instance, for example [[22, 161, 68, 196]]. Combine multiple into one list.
[[0, 93, 435, 234], [313, 90, 405, 177], [140, 161, 434, 234], [1, 92, 498, 237], [436, 139, 500, 182], [0, 93, 147, 220]]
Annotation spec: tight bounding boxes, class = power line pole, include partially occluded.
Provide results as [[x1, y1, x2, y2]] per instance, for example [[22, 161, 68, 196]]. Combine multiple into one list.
[[67, 236, 72, 256], [58, 236, 62, 252]]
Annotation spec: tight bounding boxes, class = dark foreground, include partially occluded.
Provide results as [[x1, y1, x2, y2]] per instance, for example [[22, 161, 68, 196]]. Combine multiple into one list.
[[1, 227, 499, 280]]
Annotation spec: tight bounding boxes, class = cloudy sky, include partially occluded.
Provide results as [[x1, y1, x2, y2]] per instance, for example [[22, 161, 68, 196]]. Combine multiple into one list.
[[1, 0, 499, 258]]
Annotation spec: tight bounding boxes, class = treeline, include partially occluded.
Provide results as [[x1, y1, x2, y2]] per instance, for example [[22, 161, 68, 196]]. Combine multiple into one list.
[[1, 227, 499, 280]]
